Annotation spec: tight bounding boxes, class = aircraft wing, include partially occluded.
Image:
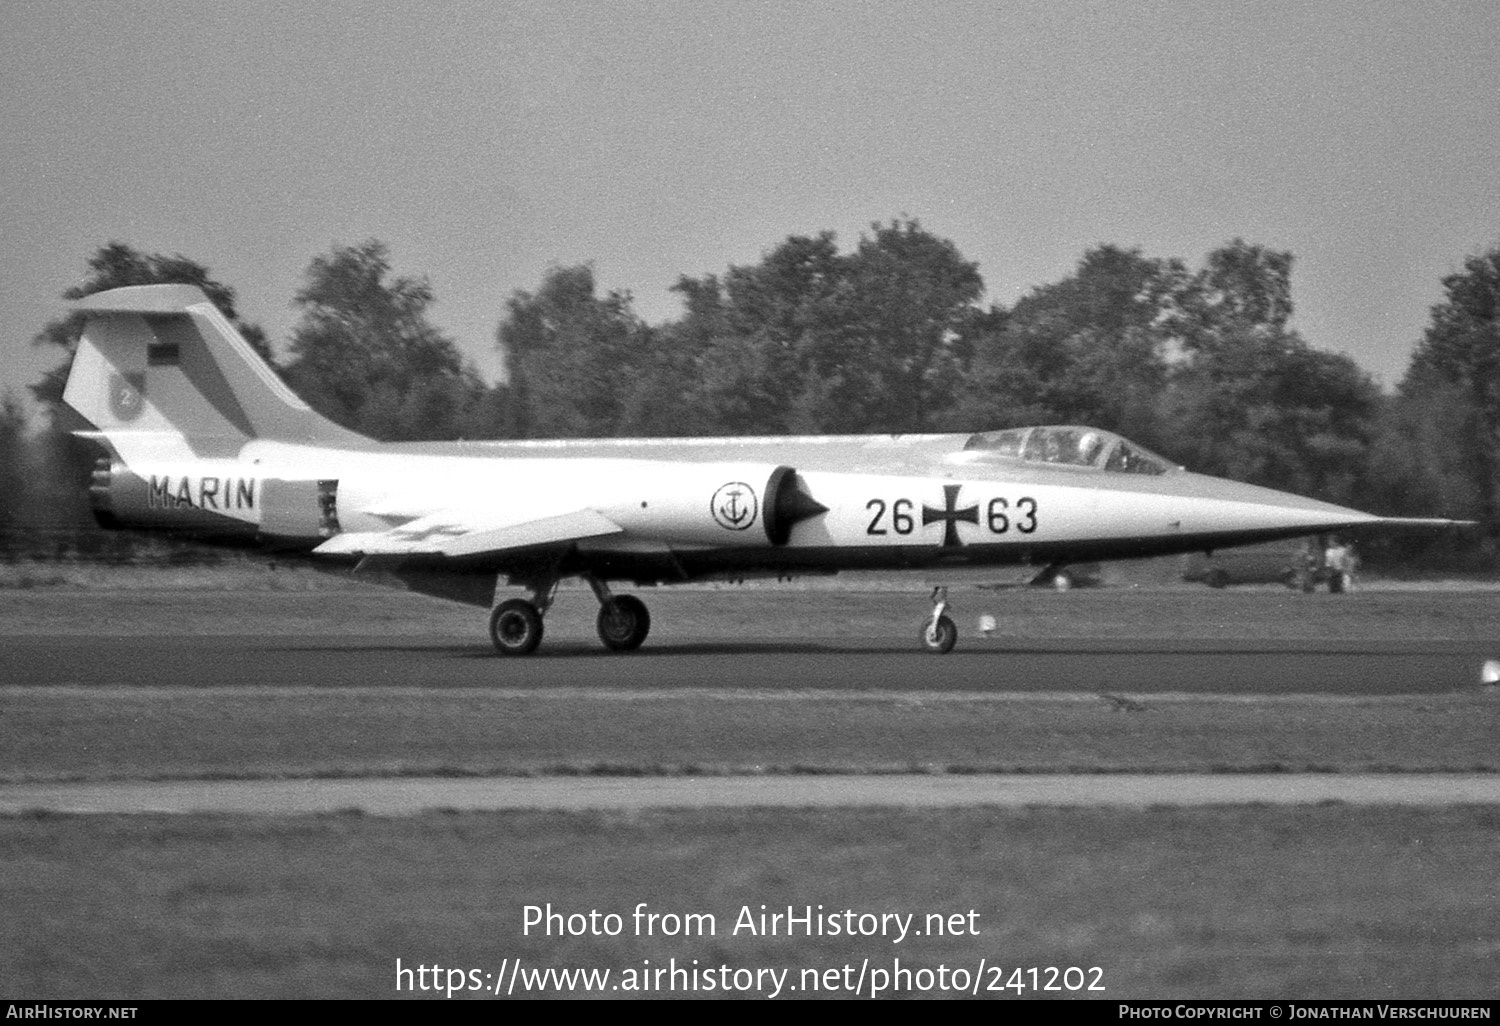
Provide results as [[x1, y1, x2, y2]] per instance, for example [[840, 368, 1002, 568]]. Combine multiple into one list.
[[313, 507, 623, 558]]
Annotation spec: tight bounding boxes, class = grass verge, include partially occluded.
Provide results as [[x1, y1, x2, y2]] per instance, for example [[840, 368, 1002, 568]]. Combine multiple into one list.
[[2, 805, 1496, 999]]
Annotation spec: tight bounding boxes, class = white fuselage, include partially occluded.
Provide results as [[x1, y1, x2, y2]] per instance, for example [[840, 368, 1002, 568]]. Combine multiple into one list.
[[107, 432, 1387, 582]]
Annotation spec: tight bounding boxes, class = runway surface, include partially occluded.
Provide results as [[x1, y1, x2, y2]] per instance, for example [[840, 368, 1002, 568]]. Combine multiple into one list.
[[6, 774, 1500, 815], [3, 633, 1495, 694], [6, 611, 1498, 813]]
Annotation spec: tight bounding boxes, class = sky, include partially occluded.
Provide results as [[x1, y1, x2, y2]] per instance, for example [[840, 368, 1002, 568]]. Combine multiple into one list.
[[4, 0, 1498, 421]]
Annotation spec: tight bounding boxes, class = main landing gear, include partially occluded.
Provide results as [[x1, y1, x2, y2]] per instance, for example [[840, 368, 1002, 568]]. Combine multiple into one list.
[[921, 586, 958, 654], [488, 577, 652, 656], [588, 577, 651, 652], [488, 580, 554, 656]]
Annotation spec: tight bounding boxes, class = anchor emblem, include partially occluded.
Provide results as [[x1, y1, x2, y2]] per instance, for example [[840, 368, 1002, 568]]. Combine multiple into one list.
[[710, 481, 759, 531]]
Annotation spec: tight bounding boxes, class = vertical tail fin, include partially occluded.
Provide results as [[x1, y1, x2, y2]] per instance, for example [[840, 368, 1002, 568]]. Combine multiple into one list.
[[62, 284, 370, 460]]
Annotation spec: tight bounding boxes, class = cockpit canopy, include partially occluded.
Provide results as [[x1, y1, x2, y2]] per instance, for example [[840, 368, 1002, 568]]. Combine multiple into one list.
[[961, 426, 1179, 476]]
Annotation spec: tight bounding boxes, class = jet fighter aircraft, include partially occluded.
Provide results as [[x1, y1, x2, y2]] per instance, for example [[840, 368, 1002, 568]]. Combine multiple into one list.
[[62, 284, 1466, 654]]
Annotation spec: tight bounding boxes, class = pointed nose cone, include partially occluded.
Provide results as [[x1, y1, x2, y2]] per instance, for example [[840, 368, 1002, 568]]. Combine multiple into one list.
[[1177, 472, 1382, 536]]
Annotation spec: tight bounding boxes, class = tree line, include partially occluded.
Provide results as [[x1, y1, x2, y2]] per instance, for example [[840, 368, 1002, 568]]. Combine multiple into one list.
[[4, 225, 1498, 568]]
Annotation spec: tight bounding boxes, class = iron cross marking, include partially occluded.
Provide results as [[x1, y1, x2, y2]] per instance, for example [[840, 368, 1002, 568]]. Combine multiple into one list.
[[923, 484, 979, 547]]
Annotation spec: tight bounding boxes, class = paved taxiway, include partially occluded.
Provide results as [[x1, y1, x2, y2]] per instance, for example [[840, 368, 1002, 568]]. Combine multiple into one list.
[[5, 774, 1500, 815], [3, 633, 1495, 694]]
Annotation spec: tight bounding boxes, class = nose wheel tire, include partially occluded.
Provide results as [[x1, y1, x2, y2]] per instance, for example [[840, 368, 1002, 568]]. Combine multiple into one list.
[[597, 595, 651, 652], [921, 614, 957, 654], [490, 599, 544, 656]]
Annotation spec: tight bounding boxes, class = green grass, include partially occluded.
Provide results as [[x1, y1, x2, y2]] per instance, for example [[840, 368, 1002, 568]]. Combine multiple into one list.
[[3, 806, 1497, 999]]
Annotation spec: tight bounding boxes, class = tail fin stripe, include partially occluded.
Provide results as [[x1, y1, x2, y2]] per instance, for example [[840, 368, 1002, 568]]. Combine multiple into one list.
[[189, 303, 312, 413], [148, 313, 257, 439]]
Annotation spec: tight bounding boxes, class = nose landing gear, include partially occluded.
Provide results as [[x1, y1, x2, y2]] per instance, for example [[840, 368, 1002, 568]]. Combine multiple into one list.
[[921, 586, 957, 654]]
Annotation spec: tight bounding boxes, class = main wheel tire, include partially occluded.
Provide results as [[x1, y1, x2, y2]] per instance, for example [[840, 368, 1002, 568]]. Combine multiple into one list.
[[490, 599, 544, 656], [920, 613, 957, 654], [597, 594, 651, 651]]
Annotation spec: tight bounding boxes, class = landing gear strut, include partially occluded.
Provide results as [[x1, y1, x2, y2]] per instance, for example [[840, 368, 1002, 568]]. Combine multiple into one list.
[[588, 577, 651, 652], [920, 586, 957, 654]]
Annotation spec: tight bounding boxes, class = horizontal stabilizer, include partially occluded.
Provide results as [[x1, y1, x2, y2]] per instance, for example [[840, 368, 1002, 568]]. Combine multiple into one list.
[[314, 508, 623, 558], [72, 284, 211, 314]]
